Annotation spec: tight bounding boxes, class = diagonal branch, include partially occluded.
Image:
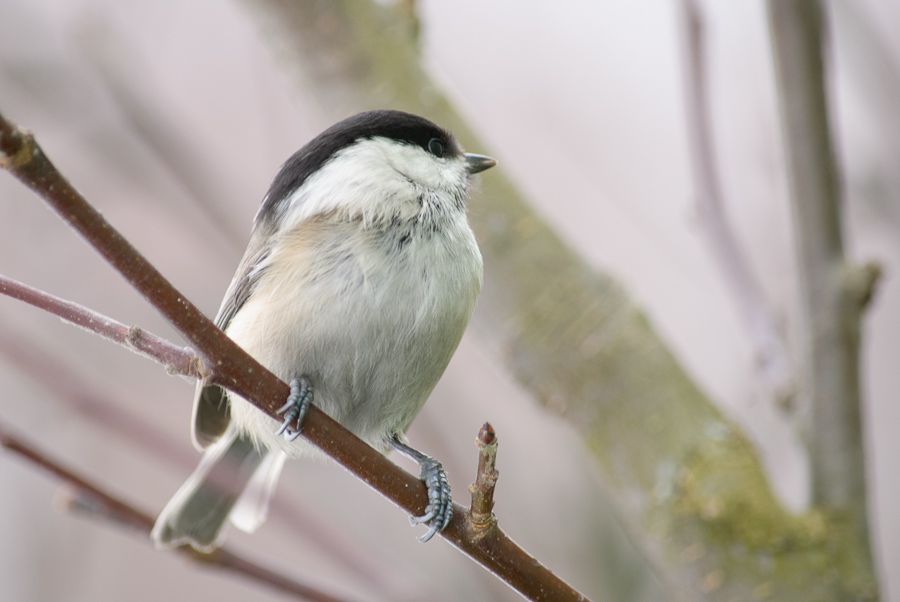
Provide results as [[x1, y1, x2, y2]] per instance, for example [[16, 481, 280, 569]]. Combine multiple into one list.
[[0, 424, 351, 602], [0, 112, 587, 601], [680, 0, 795, 408]]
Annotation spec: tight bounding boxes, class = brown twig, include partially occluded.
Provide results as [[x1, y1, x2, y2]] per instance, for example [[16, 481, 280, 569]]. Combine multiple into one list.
[[468, 423, 498, 535], [680, 0, 795, 408], [766, 0, 877, 574], [0, 425, 350, 602], [0, 112, 587, 600]]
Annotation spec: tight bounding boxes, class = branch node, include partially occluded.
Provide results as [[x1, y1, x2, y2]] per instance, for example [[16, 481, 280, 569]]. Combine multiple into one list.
[[843, 261, 882, 311], [468, 422, 499, 536], [187, 347, 212, 380], [124, 324, 143, 349], [0, 118, 34, 169]]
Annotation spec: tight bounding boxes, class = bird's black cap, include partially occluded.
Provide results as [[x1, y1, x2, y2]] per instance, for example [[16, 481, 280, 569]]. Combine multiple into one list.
[[260, 110, 459, 220]]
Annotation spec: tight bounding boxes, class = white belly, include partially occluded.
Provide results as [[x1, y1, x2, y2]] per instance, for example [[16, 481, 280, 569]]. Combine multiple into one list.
[[224, 217, 482, 456]]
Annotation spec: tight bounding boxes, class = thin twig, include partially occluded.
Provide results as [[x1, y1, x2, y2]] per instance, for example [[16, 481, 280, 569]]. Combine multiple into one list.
[[766, 0, 877, 559], [680, 0, 794, 408], [0, 425, 351, 602], [0, 112, 588, 600], [468, 423, 498, 535], [0, 274, 207, 379]]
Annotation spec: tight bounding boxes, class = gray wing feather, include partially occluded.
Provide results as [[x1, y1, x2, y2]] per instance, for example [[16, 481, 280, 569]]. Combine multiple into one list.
[[191, 224, 273, 450]]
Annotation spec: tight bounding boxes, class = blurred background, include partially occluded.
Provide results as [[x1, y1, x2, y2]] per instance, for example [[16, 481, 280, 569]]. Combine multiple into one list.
[[0, 0, 897, 600]]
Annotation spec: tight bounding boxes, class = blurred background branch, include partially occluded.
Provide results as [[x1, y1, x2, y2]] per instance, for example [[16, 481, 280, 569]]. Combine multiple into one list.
[[77, 21, 246, 250], [0, 324, 398, 598], [680, 0, 795, 409], [0, 424, 351, 602], [766, 0, 878, 591]]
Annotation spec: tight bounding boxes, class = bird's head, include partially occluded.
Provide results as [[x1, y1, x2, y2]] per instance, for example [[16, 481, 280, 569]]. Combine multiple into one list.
[[258, 110, 496, 230]]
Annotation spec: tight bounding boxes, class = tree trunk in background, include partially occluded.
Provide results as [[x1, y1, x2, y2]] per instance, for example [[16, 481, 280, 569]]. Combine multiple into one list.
[[241, 1, 878, 599]]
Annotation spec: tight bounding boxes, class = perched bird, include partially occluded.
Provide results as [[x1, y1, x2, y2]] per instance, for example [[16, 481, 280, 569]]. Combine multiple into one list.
[[151, 110, 495, 550]]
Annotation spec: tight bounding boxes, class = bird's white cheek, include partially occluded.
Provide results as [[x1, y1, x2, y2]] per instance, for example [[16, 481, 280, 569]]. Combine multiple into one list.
[[279, 158, 419, 229], [387, 145, 465, 190], [275, 138, 467, 231]]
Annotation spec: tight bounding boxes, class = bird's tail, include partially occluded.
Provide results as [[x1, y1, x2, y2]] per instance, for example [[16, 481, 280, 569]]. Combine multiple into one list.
[[151, 430, 285, 552]]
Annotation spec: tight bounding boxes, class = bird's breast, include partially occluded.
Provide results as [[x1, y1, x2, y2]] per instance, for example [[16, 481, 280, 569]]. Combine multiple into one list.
[[225, 216, 482, 454]]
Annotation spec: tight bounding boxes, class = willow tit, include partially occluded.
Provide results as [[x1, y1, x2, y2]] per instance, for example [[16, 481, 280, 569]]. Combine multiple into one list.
[[151, 110, 495, 550]]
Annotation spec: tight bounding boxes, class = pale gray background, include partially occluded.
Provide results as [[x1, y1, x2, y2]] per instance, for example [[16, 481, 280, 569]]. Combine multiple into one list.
[[0, 1, 897, 600]]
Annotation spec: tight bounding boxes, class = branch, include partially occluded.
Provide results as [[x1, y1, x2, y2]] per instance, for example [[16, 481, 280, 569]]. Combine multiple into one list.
[[766, 0, 876, 531], [0, 425, 350, 602], [0, 274, 206, 379], [680, 0, 795, 408], [0, 114, 586, 600]]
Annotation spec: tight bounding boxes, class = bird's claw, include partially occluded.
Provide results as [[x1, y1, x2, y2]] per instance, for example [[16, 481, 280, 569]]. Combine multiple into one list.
[[389, 435, 452, 542], [276, 376, 313, 441], [413, 458, 452, 543]]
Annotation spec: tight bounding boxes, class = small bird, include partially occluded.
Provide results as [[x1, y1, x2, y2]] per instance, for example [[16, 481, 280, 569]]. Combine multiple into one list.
[[151, 110, 495, 550]]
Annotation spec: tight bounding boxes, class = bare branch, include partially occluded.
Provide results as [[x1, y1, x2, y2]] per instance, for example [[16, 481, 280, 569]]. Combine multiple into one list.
[[680, 0, 795, 408], [0, 425, 350, 602], [0, 112, 587, 600], [0, 274, 207, 379], [767, 0, 876, 564]]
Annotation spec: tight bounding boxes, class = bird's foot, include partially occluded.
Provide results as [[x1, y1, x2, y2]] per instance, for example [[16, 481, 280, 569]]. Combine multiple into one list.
[[411, 457, 452, 542], [390, 436, 452, 543], [276, 376, 313, 441]]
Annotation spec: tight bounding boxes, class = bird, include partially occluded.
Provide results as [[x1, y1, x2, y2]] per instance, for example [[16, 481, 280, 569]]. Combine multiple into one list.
[[151, 109, 495, 551]]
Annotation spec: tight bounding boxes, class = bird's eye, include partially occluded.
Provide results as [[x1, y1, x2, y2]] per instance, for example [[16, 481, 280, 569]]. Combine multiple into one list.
[[427, 138, 445, 158]]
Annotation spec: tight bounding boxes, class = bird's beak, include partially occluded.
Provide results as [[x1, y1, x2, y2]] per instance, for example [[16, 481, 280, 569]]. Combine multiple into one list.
[[465, 153, 496, 174]]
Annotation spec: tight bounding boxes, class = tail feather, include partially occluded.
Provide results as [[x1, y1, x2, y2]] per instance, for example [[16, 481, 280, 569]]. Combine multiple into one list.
[[151, 432, 267, 552], [230, 450, 286, 533]]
